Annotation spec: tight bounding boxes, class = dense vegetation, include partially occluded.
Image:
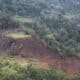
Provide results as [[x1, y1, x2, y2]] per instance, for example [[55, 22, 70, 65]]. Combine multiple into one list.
[[0, 12, 19, 29], [34, 15, 80, 57], [0, 0, 80, 57], [0, 57, 80, 80], [0, 0, 80, 16]]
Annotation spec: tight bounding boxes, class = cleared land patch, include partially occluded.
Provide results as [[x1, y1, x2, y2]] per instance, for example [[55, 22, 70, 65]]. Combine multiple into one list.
[[0, 29, 80, 75], [6, 32, 32, 39]]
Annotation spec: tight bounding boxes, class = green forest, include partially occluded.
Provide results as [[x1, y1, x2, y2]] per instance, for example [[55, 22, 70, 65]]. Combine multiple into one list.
[[0, 0, 80, 57]]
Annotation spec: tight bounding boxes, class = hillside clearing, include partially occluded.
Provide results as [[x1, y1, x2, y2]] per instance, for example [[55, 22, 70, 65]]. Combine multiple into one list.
[[6, 32, 32, 39], [0, 29, 80, 75]]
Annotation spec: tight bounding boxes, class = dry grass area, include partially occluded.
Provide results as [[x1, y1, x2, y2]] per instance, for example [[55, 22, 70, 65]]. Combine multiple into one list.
[[6, 32, 32, 39], [14, 56, 49, 69], [14, 56, 28, 66]]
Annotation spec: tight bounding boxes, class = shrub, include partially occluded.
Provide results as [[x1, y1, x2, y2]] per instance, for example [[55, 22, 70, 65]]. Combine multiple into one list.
[[0, 57, 79, 80], [0, 12, 19, 30]]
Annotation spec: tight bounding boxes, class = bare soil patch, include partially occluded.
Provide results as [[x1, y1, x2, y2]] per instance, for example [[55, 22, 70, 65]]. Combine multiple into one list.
[[0, 29, 80, 75]]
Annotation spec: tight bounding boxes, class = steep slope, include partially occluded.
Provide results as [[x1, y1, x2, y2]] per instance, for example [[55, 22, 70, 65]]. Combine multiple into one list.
[[10, 35, 80, 75], [0, 29, 80, 75], [0, 0, 80, 75]]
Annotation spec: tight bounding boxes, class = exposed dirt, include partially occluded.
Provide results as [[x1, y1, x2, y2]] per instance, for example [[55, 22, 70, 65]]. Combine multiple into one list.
[[0, 29, 80, 75]]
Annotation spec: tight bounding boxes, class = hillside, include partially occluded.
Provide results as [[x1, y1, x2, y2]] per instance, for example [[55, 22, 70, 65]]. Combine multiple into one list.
[[0, 0, 80, 80], [0, 28, 80, 75]]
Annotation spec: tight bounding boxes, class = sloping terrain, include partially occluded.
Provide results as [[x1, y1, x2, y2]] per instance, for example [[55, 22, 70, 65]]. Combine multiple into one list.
[[0, 29, 80, 75]]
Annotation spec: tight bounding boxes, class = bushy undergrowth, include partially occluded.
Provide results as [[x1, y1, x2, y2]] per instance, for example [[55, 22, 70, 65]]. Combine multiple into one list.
[[0, 12, 19, 30], [0, 57, 80, 80]]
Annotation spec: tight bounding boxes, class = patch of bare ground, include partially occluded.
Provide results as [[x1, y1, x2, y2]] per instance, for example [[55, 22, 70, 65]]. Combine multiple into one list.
[[14, 55, 49, 69], [0, 29, 80, 75]]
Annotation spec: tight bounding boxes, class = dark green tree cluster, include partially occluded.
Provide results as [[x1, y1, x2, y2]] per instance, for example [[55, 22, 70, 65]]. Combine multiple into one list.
[[29, 14, 80, 57], [0, 12, 19, 29], [0, 0, 80, 17]]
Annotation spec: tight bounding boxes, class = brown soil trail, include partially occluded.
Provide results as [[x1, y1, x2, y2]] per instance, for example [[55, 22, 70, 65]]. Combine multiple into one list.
[[0, 30, 80, 75]]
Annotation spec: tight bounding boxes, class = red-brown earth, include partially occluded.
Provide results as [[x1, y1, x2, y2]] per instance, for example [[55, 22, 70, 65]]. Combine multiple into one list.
[[0, 29, 80, 75]]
